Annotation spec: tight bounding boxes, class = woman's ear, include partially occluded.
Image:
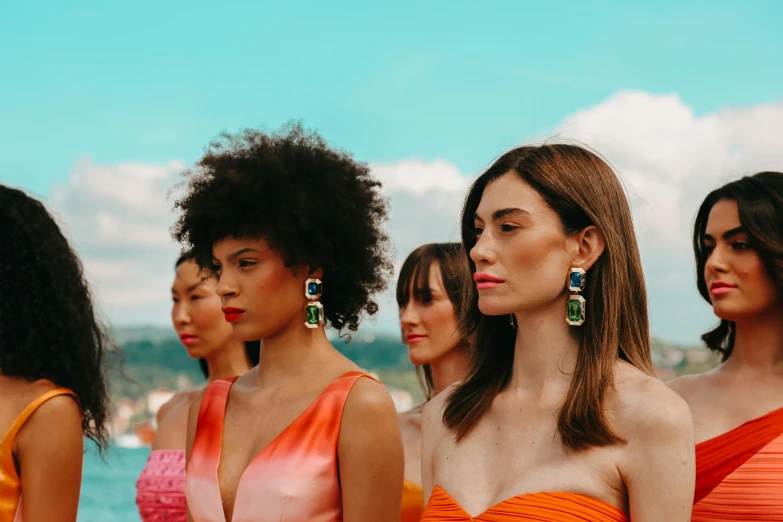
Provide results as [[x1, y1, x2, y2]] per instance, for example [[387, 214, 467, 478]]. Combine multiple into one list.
[[572, 225, 606, 271]]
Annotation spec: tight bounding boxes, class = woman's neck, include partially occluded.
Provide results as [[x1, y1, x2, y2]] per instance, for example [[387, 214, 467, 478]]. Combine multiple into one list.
[[205, 339, 253, 382], [255, 321, 337, 386], [429, 345, 470, 395], [509, 299, 581, 394], [724, 307, 783, 373]]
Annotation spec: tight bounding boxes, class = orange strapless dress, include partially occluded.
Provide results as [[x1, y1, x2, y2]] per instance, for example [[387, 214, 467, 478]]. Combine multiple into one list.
[[421, 486, 628, 522], [402, 479, 424, 522], [185, 371, 376, 522], [0, 388, 76, 522], [692, 406, 783, 521]]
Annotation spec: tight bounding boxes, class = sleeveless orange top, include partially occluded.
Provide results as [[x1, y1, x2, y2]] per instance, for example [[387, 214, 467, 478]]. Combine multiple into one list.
[[692, 406, 783, 521], [401, 479, 424, 522], [0, 388, 76, 522], [185, 371, 376, 522], [421, 486, 628, 522]]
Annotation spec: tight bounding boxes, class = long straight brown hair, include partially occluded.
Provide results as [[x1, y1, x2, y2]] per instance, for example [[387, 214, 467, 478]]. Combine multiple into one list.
[[443, 144, 653, 451]]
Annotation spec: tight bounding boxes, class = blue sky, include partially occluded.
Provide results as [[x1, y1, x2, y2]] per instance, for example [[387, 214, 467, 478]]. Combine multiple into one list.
[[1, 1, 782, 344]]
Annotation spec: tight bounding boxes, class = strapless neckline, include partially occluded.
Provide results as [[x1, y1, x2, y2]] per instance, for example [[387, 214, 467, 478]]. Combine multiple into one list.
[[430, 485, 628, 521]]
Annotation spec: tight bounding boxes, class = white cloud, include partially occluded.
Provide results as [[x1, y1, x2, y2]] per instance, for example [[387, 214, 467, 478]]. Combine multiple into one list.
[[45, 91, 783, 343]]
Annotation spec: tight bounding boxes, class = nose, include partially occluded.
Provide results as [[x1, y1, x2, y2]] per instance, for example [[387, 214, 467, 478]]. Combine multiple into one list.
[[215, 269, 238, 300], [704, 243, 728, 279], [470, 231, 495, 266], [172, 301, 190, 327], [400, 304, 420, 329]]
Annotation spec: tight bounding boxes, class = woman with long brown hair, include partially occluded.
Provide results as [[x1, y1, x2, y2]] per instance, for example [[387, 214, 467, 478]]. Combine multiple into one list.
[[420, 144, 695, 521], [395, 243, 471, 521], [669, 171, 783, 520]]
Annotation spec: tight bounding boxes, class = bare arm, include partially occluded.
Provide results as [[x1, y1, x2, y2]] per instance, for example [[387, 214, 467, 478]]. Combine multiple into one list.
[[17, 395, 83, 522], [339, 378, 404, 522], [185, 390, 205, 522], [621, 382, 695, 521]]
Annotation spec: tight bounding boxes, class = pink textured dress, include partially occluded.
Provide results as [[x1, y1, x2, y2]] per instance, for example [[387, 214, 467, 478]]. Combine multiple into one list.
[[136, 449, 187, 522], [185, 371, 375, 522]]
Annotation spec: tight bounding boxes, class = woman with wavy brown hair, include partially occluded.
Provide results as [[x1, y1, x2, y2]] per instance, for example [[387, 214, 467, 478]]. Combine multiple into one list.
[[420, 144, 695, 522], [669, 171, 783, 520]]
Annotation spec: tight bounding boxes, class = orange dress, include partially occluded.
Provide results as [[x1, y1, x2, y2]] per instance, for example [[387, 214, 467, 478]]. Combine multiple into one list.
[[692, 406, 783, 521], [402, 479, 425, 522], [185, 371, 377, 522], [421, 486, 628, 522], [0, 388, 76, 522]]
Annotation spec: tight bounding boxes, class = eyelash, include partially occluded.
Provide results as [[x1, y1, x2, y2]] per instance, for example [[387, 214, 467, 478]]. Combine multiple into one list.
[[500, 223, 518, 232], [703, 241, 752, 255]]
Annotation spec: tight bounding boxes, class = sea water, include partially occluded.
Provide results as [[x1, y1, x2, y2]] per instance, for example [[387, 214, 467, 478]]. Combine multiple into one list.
[[80, 446, 150, 521]]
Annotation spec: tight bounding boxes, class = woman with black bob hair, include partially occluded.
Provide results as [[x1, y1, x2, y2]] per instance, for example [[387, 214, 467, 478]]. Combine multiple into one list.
[[174, 123, 404, 522], [0, 185, 111, 521], [669, 171, 783, 519]]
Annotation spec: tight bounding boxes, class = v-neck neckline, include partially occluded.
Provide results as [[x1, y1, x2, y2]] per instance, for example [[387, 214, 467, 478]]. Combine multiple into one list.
[[213, 371, 360, 522]]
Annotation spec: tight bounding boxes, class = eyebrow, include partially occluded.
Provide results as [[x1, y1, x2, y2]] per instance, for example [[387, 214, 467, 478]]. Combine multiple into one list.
[[227, 247, 260, 261], [474, 208, 531, 222], [171, 279, 208, 295], [704, 226, 745, 241]]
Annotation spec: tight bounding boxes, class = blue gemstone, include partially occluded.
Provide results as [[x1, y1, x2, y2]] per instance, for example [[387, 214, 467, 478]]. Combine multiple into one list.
[[569, 272, 582, 288], [307, 281, 321, 296]]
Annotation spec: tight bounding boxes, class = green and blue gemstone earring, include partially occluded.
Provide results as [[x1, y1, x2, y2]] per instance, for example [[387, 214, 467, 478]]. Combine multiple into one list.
[[566, 268, 586, 326], [304, 278, 324, 328]]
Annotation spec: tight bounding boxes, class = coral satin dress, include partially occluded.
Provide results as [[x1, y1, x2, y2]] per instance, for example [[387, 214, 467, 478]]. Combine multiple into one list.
[[0, 388, 76, 522], [421, 486, 628, 522], [185, 371, 376, 522], [692, 406, 783, 521], [401, 479, 425, 522], [136, 449, 187, 521]]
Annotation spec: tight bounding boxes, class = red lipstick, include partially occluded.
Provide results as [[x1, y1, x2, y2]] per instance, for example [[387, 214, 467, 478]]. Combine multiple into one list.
[[710, 281, 736, 296], [474, 272, 504, 290], [178, 333, 198, 345], [222, 307, 244, 323]]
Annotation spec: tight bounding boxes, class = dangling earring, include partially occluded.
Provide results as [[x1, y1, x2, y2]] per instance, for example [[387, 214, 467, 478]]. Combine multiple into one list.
[[304, 278, 324, 329], [509, 314, 516, 329], [566, 268, 586, 326]]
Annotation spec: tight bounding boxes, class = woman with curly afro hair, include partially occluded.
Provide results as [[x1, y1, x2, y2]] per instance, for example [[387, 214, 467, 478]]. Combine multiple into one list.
[[174, 123, 404, 522], [0, 185, 111, 522]]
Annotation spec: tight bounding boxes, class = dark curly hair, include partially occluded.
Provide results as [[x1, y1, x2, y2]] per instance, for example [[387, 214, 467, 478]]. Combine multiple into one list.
[[0, 185, 112, 453], [171, 122, 393, 334], [693, 171, 783, 361]]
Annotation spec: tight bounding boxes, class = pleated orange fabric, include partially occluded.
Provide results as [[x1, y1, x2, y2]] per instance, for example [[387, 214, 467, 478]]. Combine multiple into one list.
[[692, 406, 783, 521], [0, 388, 76, 522], [401, 479, 424, 522], [420, 486, 628, 522], [185, 371, 377, 522]]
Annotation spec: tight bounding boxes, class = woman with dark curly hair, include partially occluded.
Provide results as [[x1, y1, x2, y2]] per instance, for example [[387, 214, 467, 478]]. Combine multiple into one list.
[[668, 172, 783, 520], [0, 185, 111, 522], [174, 123, 404, 522], [420, 145, 694, 522], [135, 251, 260, 522], [395, 243, 471, 522]]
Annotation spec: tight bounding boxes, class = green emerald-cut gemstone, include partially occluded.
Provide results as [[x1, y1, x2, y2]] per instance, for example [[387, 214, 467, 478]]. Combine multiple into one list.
[[567, 299, 583, 323], [306, 304, 321, 325]]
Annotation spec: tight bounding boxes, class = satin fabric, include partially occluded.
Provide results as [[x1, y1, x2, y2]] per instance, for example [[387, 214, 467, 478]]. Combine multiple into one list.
[[420, 486, 628, 522], [185, 371, 375, 522], [692, 406, 783, 521], [136, 449, 187, 522], [401, 479, 425, 522], [0, 388, 76, 522]]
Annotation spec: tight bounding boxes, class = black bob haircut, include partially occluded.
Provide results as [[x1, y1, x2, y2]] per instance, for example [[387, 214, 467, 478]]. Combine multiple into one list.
[[171, 122, 394, 334]]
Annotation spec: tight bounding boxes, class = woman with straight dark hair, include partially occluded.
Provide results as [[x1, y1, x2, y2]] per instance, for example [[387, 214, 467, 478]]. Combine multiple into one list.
[[0, 185, 111, 522], [136, 251, 259, 522], [420, 144, 695, 521], [669, 171, 783, 520], [395, 243, 471, 521]]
